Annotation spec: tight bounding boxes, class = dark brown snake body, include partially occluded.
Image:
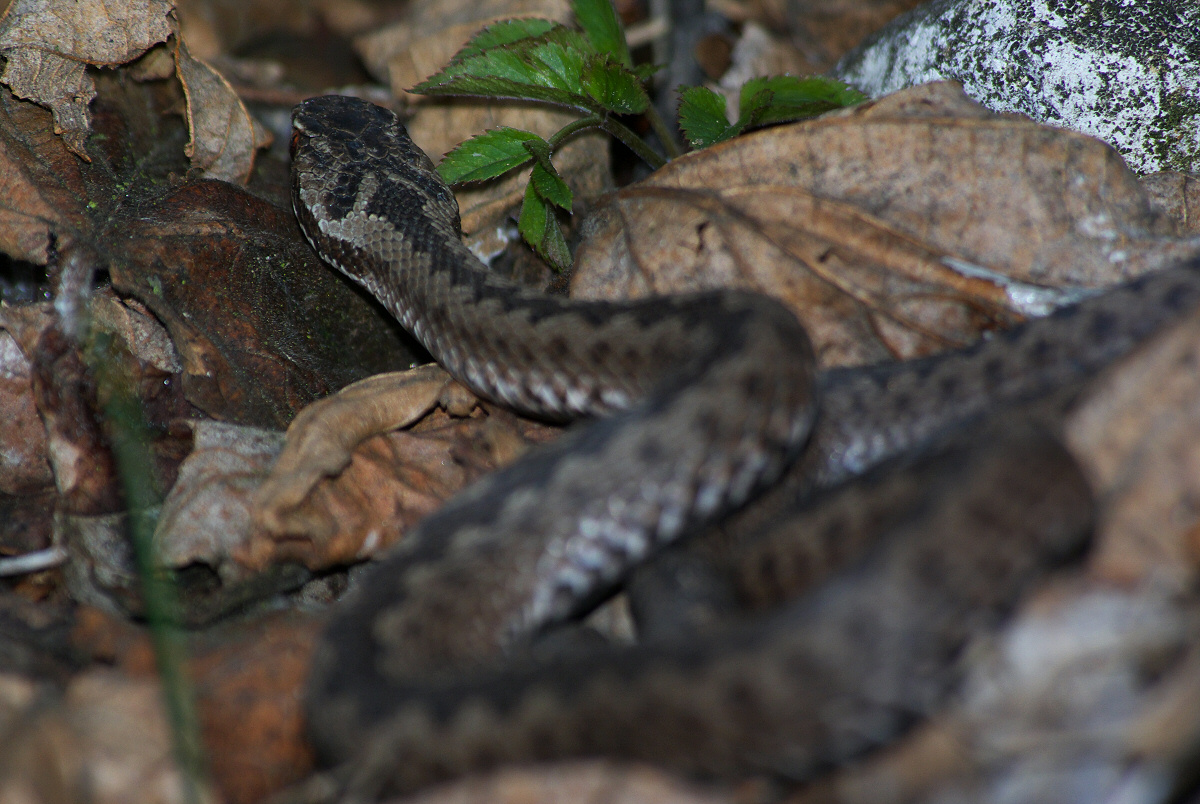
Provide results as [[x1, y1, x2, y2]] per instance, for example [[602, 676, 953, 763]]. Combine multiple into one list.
[[290, 95, 1200, 796]]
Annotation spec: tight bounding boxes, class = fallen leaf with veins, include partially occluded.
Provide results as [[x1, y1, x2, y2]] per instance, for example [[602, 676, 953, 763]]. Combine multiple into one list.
[[253, 365, 461, 542], [154, 368, 553, 577], [174, 37, 272, 182], [574, 82, 1199, 367], [0, 0, 174, 157], [0, 0, 269, 181], [245, 366, 554, 570]]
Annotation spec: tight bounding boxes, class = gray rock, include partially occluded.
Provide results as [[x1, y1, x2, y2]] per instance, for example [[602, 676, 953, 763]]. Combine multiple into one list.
[[832, 0, 1200, 174]]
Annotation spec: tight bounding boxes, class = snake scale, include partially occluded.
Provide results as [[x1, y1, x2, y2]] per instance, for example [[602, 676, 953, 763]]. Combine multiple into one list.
[[290, 95, 1200, 797]]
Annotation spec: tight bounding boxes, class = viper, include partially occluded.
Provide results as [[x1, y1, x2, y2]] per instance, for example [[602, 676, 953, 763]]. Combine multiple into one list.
[[289, 94, 1200, 798]]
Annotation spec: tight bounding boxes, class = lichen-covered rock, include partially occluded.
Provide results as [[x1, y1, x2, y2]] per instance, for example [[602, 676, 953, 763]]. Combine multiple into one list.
[[833, 0, 1200, 174]]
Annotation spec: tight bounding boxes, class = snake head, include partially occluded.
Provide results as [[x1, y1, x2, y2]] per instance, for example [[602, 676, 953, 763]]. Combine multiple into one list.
[[291, 95, 462, 239]]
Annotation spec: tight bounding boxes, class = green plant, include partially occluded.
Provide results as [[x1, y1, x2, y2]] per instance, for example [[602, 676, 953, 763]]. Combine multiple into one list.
[[411, 0, 866, 270]]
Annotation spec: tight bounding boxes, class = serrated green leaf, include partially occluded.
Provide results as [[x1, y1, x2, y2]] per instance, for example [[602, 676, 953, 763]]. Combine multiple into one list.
[[523, 139, 573, 210], [519, 182, 571, 270], [450, 18, 560, 64], [581, 57, 649, 114], [529, 38, 586, 89], [571, 0, 631, 66], [437, 128, 541, 184], [677, 86, 742, 148], [738, 75, 868, 128], [632, 63, 661, 81], [411, 29, 597, 111], [530, 162, 573, 210]]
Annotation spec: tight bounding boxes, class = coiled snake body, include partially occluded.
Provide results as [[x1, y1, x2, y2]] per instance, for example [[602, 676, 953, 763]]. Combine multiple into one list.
[[291, 95, 1200, 796]]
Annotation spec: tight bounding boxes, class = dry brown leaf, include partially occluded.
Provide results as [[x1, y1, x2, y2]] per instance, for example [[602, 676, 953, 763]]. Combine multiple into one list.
[[155, 368, 551, 576], [393, 760, 731, 804], [1065, 305, 1200, 591], [175, 37, 273, 183], [0, 85, 92, 263], [253, 365, 457, 543], [0, 0, 269, 180], [191, 612, 321, 804], [153, 420, 285, 584], [1142, 171, 1200, 236], [574, 82, 1199, 367], [0, 0, 175, 156], [252, 402, 557, 570], [0, 668, 219, 804], [0, 327, 52, 495], [109, 177, 421, 429]]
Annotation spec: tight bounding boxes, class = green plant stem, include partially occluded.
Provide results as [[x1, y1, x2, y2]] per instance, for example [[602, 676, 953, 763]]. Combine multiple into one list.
[[598, 115, 668, 169], [547, 114, 604, 148], [642, 102, 683, 159], [90, 335, 209, 804]]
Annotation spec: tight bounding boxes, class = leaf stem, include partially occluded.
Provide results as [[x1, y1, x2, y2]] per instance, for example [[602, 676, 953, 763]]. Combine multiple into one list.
[[547, 114, 604, 148], [642, 102, 683, 159], [598, 116, 668, 170]]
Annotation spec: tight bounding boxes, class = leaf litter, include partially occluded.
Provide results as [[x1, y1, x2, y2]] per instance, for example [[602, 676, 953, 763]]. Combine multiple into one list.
[[1, 0, 1200, 803]]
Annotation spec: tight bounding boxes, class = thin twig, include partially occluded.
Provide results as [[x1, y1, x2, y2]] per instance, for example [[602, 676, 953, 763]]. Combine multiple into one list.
[[0, 545, 68, 576]]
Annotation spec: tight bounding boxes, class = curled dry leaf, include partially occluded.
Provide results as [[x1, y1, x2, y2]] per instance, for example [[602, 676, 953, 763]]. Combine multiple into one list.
[[0, 0, 174, 157], [174, 37, 273, 183], [153, 420, 285, 585], [574, 82, 1199, 367], [247, 368, 554, 571], [0, 0, 269, 180], [154, 366, 547, 579], [253, 365, 456, 541]]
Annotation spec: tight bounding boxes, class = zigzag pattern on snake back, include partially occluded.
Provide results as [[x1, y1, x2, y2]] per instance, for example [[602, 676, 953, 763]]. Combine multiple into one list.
[[290, 95, 1200, 797]]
